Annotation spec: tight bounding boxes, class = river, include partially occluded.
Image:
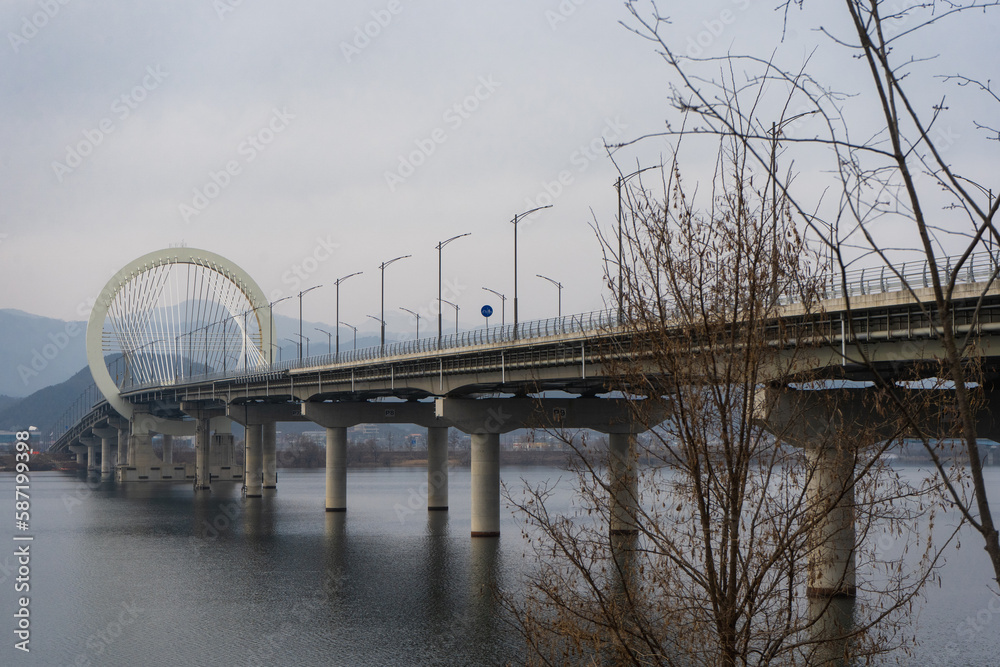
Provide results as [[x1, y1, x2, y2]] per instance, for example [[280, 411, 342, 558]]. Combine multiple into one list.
[[0, 466, 997, 665]]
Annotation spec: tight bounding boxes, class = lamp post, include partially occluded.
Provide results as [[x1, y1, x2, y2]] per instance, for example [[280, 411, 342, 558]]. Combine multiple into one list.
[[284, 337, 301, 361], [297, 285, 322, 363], [511, 205, 552, 337], [536, 274, 563, 318], [333, 271, 362, 361], [441, 299, 459, 334], [268, 295, 293, 365], [379, 255, 411, 349], [615, 165, 660, 322], [315, 327, 333, 355], [436, 233, 470, 344], [482, 287, 506, 328], [400, 307, 421, 339], [340, 321, 358, 352]]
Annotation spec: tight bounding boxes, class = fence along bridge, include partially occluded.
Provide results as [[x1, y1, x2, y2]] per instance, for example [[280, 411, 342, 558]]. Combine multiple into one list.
[[44, 247, 1000, 611]]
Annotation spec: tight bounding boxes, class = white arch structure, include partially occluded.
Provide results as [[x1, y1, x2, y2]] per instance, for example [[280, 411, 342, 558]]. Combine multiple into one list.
[[87, 247, 273, 427]]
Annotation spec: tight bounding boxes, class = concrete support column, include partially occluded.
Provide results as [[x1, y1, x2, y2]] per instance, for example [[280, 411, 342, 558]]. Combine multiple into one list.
[[161, 434, 173, 465], [195, 417, 211, 491], [262, 422, 277, 489], [80, 436, 99, 472], [325, 427, 347, 512], [245, 424, 263, 498], [100, 437, 112, 480], [806, 445, 856, 598], [116, 423, 128, 468], [427, 426, 449, 511], [471, 432, 500, 537], [608, 432, 638, 535], [69, 445, 86, 465]]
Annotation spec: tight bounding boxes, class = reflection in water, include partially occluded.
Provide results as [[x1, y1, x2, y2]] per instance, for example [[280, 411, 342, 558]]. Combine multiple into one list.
[[808, 596, 856, 666], [470, 536, 503, 659]]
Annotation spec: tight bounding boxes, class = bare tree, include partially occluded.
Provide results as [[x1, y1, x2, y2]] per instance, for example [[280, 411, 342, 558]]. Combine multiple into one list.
[[503, 139, 944, 665], [613, 0, 1000, 587]]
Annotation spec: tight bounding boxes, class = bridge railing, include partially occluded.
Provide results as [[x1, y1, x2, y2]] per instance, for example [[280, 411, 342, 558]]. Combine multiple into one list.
[[113, 250, 1000, 394], [782, 250, 1000, 304], [48, 382, 103, 443], [123, 308, 623, 391]]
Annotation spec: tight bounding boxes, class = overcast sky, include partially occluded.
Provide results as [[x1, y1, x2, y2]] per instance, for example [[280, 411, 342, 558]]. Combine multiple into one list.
[[2, 1, 996, 335]]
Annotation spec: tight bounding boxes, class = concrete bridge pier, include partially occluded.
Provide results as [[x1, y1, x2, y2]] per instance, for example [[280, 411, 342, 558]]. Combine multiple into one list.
[[69, 444, 86, 466], [608, 433, 638, 535], [161, 434, 173, 465], [114, 419, 129, 470], [80, 436, 100, 472], [262, 422, 277, 489], [302, 401, 444, 514], [325, 427, 347, 512], [754, 386, 899, 600], [436, 397, 659, 538], [245, 424, 264, 498], [92, 427, 118, 481], [470, 432, 501, 536], [427, 426, 449, 511], [194, 418, 212, 491]]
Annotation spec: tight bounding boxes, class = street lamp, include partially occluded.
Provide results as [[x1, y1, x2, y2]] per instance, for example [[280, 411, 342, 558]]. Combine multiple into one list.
[[482, 286, 506, 328], [333, 271, 362, 360], [315, 327, 333, 355], [284, 337, 301, 361], [379, 255, 411, 349], [615, 165, 660, 322], [294, 333, 311, 358], [536, 274, 563, 318], [441, 299, 459, 334], [436, 233, 470, 344], [511, 205, 552, 337], [297, 285, 322, 362], [400, 307, 421, 339], [268, 295, 293, 365], [340, 321, 358, 352]]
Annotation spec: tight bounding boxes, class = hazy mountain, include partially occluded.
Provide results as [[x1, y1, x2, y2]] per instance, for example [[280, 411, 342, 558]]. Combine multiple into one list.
[[0, 364, 94, 434], [0, 309, 88, 398]]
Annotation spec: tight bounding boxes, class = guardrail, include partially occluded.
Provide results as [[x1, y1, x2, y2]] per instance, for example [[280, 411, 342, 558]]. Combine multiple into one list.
[[64, 250, 1000, 430], [789, 251, 1000, 304], [47, 382, 103, 443]]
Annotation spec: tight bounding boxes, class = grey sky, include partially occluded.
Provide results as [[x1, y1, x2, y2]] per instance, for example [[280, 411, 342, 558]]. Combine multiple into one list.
[[2, 1, 995, 333]]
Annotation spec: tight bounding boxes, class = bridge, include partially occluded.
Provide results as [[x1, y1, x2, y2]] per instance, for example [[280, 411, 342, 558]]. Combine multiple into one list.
[[43, 247, 1000, 606]]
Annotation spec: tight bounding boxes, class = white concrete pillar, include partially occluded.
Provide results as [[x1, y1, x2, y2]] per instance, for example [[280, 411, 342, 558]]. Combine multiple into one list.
[[116, 423, 128, 468], [245, 424, 263, 498], [100, 437, 112, 480], [325, 427, 347, 512], [162, 434, 173, 465], [471, 432, 500, 537], [609, 432, 638, 535], [69, 445, 86, 465], [195, 417, 211, 490], [81, 437, 99, 472], [427, 426, 449, 511], [262, 422, 277, 489], [806, 445, 856, 598]]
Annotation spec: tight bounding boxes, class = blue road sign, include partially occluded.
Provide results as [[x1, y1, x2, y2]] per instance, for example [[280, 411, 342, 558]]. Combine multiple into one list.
[[481, 304, 494, 318]]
